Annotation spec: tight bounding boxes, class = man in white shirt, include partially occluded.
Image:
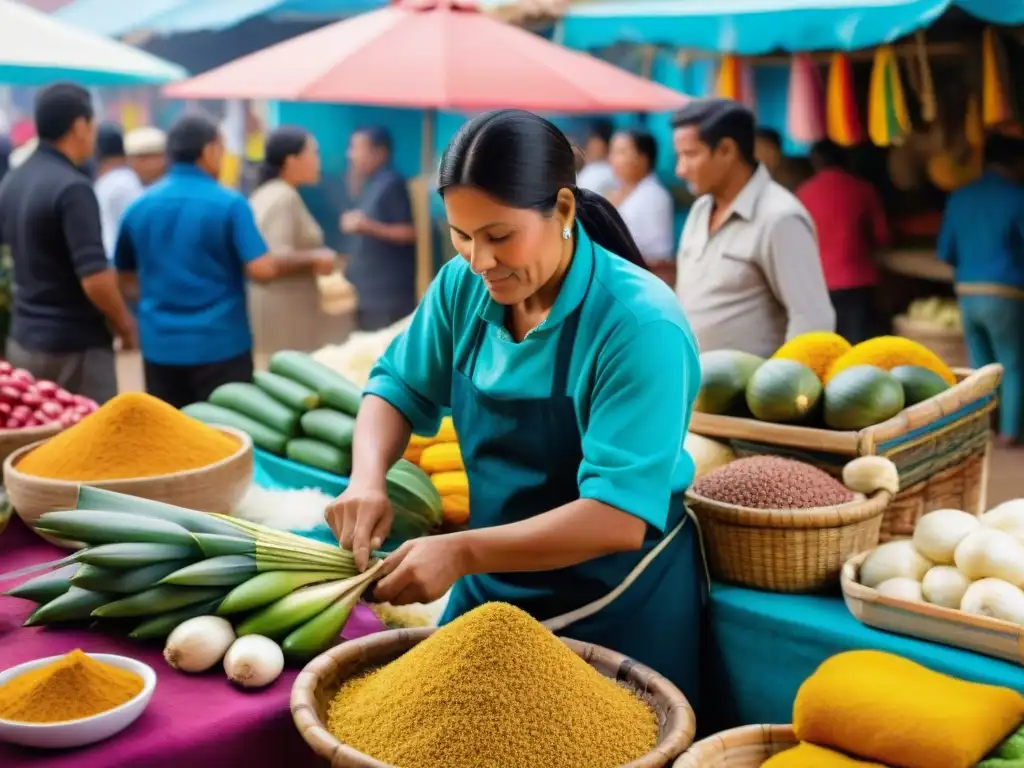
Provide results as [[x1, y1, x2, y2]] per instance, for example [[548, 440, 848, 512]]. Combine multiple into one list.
[[575, 119, 617, 197], [93, 124, 143, 261]]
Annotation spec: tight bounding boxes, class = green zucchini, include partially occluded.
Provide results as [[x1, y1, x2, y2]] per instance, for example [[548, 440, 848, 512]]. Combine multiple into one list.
[[182, 402, 288, 455], [300, 408, 356, 449], [269, 350, 363, 417], [254, 370, 320, 411], [209, 382, 299, 435], [286, 438, 352, 476]]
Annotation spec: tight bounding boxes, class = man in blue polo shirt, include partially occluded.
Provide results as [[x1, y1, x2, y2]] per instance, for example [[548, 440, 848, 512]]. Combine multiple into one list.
[[115, 114, 336, 408]]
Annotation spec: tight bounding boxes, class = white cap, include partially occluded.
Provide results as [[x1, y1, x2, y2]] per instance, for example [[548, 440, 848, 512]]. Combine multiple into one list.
[[9, 138, 37, 169], [124, 127, 166, 157]]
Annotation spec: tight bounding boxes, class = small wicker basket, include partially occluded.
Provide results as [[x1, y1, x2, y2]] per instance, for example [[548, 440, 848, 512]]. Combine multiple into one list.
[[3, 426, 253, 546], [292, 628, 696, 768], [685, 456, 895, 592], [675, 725, 797, 767]]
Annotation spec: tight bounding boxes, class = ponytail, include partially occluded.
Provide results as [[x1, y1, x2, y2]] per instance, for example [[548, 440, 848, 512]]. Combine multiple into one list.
[[573, 187, 649, 271], [255, 161, 280, 188]]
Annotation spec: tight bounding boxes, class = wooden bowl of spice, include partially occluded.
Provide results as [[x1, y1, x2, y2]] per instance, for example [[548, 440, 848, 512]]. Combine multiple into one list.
[[0, 650, 156, 749], [292, 603, 696, 768], [4, 393, 253, 545]]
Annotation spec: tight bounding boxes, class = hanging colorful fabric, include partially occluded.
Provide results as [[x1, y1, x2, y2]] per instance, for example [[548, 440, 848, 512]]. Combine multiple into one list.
[[826, 52, 862, 146], [981, 26, 1018, 128], [787, 54, 825, 143], [868, 46, 910, 147], [715, 55, 756, 112]]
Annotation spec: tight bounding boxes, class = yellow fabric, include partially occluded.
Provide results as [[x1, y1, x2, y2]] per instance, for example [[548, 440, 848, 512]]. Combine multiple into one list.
[[793, 650, 1024, 768], [219, 154, 242, 189], [763, 742, 886, 767]]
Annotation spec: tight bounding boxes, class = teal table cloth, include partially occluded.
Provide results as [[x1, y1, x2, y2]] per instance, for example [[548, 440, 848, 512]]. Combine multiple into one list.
[[706, 584, 1024, 730]]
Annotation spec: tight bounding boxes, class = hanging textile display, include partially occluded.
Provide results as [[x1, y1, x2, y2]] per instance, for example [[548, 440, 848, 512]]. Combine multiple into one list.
[[787, 54, 825, 143], [981, 26, 1018, 128], [715, 54, 756, 112], [868, 45, 910, 147], [826, 52, 862, 146]]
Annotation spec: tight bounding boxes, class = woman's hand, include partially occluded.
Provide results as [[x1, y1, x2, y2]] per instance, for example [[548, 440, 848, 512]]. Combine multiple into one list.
[[372, 535, 470, 605], [324, 483, 393, 571]]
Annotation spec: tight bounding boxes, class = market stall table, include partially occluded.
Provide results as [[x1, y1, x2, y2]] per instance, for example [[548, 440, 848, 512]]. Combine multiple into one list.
[[705, 583, 1024, 731], [0, 517, 333, 768]]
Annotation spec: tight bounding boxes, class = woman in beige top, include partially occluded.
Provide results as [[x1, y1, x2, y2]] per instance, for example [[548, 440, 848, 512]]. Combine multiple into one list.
[[249, 127, 350, 351]]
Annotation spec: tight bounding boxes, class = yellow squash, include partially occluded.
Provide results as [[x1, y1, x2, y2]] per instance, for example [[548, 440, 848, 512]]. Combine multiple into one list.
[[420, 442, 464, 474]]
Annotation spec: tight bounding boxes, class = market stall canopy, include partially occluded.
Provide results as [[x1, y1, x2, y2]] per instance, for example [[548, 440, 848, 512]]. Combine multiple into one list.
[[53, 0, 385, 38], [163, 0, 688, 111], [0, 0, 187, 85], [561, 0, 1024, 55]]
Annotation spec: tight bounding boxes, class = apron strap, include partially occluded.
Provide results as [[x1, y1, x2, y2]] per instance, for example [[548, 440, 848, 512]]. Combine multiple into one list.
[[542, 506, 710, 633]]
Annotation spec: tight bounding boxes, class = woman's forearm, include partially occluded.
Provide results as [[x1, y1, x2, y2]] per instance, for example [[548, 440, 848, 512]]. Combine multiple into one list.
[[350, 395, 412, 487], [455, 499, 647, 575]]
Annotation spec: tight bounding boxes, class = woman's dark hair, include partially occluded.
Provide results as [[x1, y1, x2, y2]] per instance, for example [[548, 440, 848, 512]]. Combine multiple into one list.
[[437, 110, 648, 271], [616, 130, 658, 172], [258, 126, 309, 186]]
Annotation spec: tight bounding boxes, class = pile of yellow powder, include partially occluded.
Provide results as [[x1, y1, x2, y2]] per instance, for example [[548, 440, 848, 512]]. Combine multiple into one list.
[[0, 649, 144, 723], [326, 602, 658, 768], [17, 392, 239, 482]]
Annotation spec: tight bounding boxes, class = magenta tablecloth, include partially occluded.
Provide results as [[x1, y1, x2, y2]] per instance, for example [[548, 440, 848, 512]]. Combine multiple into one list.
[[0, 517, 387, 768]]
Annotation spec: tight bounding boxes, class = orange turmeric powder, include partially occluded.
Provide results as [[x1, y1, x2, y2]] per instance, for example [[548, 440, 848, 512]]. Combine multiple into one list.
[[0, 649, 144, 723], [17, 392, 239, 481]]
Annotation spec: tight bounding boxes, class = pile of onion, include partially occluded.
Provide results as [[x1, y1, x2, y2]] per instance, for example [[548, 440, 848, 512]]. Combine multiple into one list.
[[0, 361, 98, 430]]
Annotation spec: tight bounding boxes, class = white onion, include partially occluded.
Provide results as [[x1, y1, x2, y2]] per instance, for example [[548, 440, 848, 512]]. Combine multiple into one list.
[[876, 577, 924, 602], [954, 529, 1024, 585], [912, 509, 979, 564], [859, 540, 932, 589], [163, 616, 236, 673], [960, 579, 1024, 625], [224, 635, 284, 689], [921, 566, 972, 609]]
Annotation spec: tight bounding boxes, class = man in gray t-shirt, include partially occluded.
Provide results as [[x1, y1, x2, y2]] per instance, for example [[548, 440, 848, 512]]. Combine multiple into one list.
[[340, 127, 417, 331]]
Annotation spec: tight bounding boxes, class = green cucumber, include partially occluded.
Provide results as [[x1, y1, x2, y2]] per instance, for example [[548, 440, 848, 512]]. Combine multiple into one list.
[[286, 438, 352, 476], [269, 350, 362, 417], [300, 409, 356, 449], [254, 370, 320, 411], [209, 382, 299, 435], [182, 402, 288, 455]]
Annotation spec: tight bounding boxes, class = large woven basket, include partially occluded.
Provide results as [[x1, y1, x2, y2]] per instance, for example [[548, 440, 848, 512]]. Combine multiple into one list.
[[689, 364, 1000, 541], [685, 457, 893, 592], [675, 725, 797, 767], [3, 426, 253, 547], [292, 628, 696, 768]]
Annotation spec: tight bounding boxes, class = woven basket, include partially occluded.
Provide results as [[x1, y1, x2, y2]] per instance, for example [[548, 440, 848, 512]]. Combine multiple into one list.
[[689, 364, 1000, 541], [3, 426, 253, 547], [675, 725, 797, 767], [892, 315, 968, 369], [292, 628, 696, 768], [686, 456, 891, 592]]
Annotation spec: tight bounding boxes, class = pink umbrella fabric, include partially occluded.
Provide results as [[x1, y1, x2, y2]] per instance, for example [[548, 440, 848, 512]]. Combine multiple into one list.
[[787, 53, 826, 143], [164, 0, 688, 113]]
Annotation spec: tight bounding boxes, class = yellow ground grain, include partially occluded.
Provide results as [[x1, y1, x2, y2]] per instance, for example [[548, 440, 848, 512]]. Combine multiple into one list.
[[327, 602, 658, 768]]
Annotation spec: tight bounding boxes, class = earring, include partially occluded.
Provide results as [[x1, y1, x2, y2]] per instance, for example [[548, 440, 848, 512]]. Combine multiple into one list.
[[561, 227, 571, 240]]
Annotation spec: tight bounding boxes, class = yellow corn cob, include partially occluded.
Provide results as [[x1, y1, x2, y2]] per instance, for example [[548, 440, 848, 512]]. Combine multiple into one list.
[[431, 470, 468, 496], [441, 494, 470, 526], [419, 442, 463, 474], [407, 432, 434, 448], [436, 416, 457, 443]]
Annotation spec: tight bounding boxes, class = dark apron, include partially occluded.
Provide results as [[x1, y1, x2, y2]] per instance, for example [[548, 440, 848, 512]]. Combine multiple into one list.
[[439, 289, 707, 706]]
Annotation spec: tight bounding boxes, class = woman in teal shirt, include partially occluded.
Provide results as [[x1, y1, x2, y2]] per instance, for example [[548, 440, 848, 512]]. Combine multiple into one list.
[[325, 110, 706, 703]]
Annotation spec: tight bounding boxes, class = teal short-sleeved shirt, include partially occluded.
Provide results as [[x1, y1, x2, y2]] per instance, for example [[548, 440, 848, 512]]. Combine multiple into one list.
[[364, 225, 701, 533]]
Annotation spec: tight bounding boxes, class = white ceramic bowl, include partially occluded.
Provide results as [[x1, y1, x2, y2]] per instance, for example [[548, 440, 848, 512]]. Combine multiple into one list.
[[0, 653, 156, 748]]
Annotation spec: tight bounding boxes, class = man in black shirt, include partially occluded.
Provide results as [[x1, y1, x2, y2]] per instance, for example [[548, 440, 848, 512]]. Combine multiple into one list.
[[0, 83, 135, 403]]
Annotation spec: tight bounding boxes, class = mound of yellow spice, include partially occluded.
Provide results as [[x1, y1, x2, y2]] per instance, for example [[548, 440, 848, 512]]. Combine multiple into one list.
[[0, 649, 144, 723], [18, 392, 239, 481], [326, 602, 659, 768]]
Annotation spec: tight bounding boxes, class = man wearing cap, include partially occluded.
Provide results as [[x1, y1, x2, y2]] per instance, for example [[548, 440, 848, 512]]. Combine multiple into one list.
[[95, 123, 144, 262], [124, 126, 167, 186]]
